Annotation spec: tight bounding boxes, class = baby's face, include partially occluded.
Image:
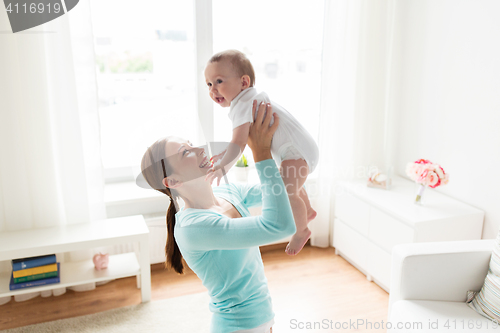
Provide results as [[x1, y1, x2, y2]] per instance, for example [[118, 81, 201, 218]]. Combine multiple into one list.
[[204, 61, 245, 108]]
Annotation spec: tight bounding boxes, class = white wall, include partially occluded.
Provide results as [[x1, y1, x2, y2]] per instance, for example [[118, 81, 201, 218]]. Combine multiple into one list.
[[391, 0, 500, 238]]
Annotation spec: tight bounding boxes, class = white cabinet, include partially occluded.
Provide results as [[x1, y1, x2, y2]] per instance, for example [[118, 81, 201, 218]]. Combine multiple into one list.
[[0, 216, 151, 302], [333, 176, 484, 292]]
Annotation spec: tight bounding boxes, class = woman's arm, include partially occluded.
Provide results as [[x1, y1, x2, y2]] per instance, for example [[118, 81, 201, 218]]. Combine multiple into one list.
[[175, 159, 296, 251], [176, 102, 296, 251], [237, 182, 263, 208]]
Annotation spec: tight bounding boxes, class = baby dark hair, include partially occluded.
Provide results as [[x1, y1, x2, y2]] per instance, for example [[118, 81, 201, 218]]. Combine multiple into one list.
[[209, 50, 256, 87]]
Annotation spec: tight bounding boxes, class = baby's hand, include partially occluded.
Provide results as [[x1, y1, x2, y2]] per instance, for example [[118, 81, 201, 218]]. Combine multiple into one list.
[[205, 164, 227, 186], [210, 149, 227, 165]]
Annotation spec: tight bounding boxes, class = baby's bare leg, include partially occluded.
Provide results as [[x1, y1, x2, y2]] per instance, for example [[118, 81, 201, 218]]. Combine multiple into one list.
[[280, 159, 311, 256], [299, 187, 317, 222]]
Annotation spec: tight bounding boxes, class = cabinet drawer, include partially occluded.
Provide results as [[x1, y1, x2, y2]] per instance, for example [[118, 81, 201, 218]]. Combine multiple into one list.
[[369, 208, 414, 253], [333, 218, 367, 269], [335, 192, 370, 236], [366, 241, 391, 291]]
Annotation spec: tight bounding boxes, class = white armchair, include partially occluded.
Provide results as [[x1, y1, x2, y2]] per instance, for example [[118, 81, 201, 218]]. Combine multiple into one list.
[[388, 239, 498, 332]]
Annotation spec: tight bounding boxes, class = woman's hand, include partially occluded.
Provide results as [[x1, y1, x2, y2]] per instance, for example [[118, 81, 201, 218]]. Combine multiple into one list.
[[248, 100, 279, 162]]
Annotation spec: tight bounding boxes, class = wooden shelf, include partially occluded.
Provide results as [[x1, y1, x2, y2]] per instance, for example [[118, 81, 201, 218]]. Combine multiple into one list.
[[0, 253, 140, 298]]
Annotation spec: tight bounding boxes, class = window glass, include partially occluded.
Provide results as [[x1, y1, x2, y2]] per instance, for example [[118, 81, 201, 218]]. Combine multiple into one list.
[[212, 0, 324, 164], [90, 0, 197, 170]]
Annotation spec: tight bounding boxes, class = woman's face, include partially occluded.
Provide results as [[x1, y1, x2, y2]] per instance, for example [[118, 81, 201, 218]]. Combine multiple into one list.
[[165, 137, 212, 183]]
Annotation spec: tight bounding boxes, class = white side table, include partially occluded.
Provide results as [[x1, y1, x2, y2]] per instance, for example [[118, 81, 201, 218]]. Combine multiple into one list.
[[332, 176, 484, 292], [0, 215, 151, 302]]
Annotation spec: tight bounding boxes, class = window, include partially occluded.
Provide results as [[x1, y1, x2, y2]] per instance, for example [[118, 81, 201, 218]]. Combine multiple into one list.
[[90, 0, 324, 181], [212, 0, 324, 164], [90, 0, 198, 180]]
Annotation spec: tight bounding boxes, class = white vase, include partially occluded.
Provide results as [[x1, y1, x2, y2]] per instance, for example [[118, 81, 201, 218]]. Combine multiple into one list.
[[233, 167, 249, 182]]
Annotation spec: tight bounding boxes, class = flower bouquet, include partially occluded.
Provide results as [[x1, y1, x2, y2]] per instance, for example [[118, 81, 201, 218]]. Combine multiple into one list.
[[406, 159, 449, 204]]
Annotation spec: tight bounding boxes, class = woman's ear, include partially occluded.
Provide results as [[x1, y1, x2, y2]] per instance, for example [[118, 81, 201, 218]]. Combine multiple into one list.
[[163, 177, 182, 189], [241, 75, 250, 89]]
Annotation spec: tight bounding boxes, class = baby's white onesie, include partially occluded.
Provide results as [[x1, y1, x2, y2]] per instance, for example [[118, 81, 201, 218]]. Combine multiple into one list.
[[228, 87, 319, 174]]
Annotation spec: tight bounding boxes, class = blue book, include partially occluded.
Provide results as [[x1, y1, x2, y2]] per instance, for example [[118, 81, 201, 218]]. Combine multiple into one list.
[[9, 263, 60, 290], [12, 254, 56, 271]]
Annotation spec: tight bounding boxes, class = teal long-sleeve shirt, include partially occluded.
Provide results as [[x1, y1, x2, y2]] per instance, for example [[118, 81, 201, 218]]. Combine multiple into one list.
[[174, 159, 296, 333]]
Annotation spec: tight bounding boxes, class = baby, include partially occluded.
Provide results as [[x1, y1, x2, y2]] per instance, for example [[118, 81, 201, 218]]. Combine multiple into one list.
[[204, 50, 319, 256]]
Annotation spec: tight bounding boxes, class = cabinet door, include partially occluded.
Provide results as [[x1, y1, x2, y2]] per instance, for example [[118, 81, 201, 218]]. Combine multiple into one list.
[[333, 218, 368, 270], [365, 240, 391, 292], [335, 192, 370, 236], [369, 208, 414, 253]]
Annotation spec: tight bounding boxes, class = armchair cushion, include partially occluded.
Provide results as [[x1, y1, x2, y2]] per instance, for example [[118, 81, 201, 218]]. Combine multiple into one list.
[[389, 239, 495, 314], [389, 300, 499, 332]]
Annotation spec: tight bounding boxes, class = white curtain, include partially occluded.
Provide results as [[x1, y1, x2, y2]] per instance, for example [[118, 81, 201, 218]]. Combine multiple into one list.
[[310, 0, 393, 247], [0, 0, 106, 305]]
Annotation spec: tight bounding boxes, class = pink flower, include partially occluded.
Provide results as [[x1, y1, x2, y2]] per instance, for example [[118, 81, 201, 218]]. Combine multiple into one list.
[[423, 163, 435, 171], [406, 159, 449, 189], [406, 163, 423, 181], [416, 169, 429, 185], [426, 171, 441, 188], [415, 159, 432, 165], [434, 165, 445, 179]]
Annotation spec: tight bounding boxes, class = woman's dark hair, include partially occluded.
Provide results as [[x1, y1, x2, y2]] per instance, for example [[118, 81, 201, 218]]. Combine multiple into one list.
[[141, 137, 184, 274]]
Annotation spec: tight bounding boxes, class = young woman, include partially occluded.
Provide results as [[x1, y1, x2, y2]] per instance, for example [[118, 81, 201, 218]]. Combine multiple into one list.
[[140, 101, 295, 333]]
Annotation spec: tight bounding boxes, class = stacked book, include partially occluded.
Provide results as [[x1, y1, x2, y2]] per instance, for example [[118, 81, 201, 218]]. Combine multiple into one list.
[[9, 254, 60, 290]]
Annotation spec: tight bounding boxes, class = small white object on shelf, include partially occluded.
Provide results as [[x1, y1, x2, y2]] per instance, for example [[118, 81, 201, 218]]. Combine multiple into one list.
[[332, 176, 484, 292]]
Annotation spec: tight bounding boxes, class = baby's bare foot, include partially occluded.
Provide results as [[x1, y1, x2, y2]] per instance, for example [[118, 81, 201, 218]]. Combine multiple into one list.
[[285, 228, 312, 256], [307, 208, 317, 223]]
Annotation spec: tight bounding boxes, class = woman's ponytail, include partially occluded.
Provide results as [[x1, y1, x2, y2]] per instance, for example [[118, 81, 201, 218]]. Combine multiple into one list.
[[141, 138, 184, 274], [165, 197, 184, 274]]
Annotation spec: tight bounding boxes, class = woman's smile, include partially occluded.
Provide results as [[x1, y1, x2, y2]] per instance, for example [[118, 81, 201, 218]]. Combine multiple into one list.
[[199, 156, 211, 168], [164, 138, 215, 181]]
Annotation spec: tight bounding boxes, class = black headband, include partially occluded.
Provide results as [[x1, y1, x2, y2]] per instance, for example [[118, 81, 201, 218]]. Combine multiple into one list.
[[161, 159, 167, 179]]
